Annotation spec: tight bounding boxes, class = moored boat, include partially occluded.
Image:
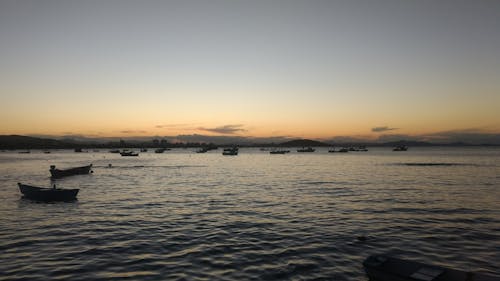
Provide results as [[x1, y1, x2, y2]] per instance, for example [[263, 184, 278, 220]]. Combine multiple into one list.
[[363, 255, 499, 281], [270, 149, 290, 154], [196, 147, 209, 153], [222, 147, 239, 156], [120, 150, 139, 156], [393, 145, 408, 151], [155, 148, 170, 153], [297, 147, 315, 152], [329, 147, 349, 153], [18, 183, 79, 202], [50, 164, 93, 179]]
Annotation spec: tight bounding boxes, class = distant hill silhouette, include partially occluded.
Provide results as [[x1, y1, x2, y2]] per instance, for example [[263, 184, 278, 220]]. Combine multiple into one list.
[[0, 135, 71, 149], [279, 139, 330, 147]]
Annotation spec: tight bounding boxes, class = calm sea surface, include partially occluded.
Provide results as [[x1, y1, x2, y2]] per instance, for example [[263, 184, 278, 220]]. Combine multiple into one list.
[[0, 147, 499, 280]]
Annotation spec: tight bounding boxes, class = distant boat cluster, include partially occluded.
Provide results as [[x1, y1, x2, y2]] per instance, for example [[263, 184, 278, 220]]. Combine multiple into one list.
[[12, 145, 412, 157], [15, 145, 410, 202]]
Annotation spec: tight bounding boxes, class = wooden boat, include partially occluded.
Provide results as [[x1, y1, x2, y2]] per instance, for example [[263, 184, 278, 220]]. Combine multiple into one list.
[[270, 149, 290, 154], [363, 255, 499, 281], [196, 147, 209, 153], [18, 183, 79, 201], [329, 147, 349, 153], [120, 150, 139, 156], [393, 145, 408, 151], [222, 147, 239, 156], [297, 147, 315, 152], [50, 164, 92, 179]]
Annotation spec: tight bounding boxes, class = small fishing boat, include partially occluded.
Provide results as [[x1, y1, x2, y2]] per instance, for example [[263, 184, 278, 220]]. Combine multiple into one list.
[[140, 148, 148, 152], [357, 146, 368, 152], [18, 183, 79, 202], [50, 164, 93, 179], [393, 145, 408, 151], [329, 147, 349, 153], [155, 148, 170, 153], [363, 255, 498, 281], [270, 149, 290, 154], [222, 147, 239, 156], [109, 149, 120, 153], [297, 147, 315, 152], [18, 150, 30, 154], [196, 147, 209, 153], [120, 150, 139, 156]]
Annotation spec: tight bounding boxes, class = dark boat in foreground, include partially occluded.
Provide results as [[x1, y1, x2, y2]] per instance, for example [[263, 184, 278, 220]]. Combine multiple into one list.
[[50, 164, 92, 179], [363, 255, 499, 281], [18, 183, 79, 202]]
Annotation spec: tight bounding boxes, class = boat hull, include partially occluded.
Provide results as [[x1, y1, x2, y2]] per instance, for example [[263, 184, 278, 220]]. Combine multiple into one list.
[[18, 183, 79, 202], [50, 164, 92, 179]]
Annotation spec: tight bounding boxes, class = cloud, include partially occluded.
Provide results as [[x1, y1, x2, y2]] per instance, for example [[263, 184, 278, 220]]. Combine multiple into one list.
[[372, 126, 398, 133], [197, 124, 246, 135], [120, 130, 148, 134], [155, 124, 194, 129]]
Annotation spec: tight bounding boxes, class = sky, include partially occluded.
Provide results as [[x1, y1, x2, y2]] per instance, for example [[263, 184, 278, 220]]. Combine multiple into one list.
[[0, 0, 499, 142]]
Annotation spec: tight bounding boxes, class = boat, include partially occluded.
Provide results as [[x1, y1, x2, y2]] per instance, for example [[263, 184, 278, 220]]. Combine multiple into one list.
[[18, 150, 30, 154], [120, 150, 139, 156], [155, 148, 170, 153], [109, 149, 120, 153], [363, 254, 499, 281], [270, 149, 290, 154], [393, 145, 408, 151], [18, 183, 78, 201], [50, 164, 93, 179], [196, 147, 209, 153], [43, 151, 51, 154], [357, 146, 368, 152], [328, 147, 349, 153], [222, 147, 239, 156], [74, 148, 83, 152], [140, 148, 148, 152], [297, 147, 315, 152]]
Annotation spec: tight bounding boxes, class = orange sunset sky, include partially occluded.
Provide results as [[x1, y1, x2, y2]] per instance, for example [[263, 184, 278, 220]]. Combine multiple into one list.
[[1, 1, 499, 142]]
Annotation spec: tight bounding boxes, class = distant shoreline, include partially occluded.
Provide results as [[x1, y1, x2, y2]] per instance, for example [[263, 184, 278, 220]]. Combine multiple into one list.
[[1, 135, 499, 150]]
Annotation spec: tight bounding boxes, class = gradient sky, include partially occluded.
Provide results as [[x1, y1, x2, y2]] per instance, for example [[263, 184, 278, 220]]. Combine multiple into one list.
[[1, 0, 499, 140]]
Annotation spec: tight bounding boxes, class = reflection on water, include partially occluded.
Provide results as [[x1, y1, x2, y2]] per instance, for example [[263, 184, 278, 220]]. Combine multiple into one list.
[[0, 147, 499, 280]]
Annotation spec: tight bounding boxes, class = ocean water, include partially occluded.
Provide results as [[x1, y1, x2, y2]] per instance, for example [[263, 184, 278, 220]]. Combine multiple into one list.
[[0, 147, 499, 280]]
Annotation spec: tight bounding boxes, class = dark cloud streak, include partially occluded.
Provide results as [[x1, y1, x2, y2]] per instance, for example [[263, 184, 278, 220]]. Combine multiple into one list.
[[372, 126, 398, 133], [197, 124, 246, 135]]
